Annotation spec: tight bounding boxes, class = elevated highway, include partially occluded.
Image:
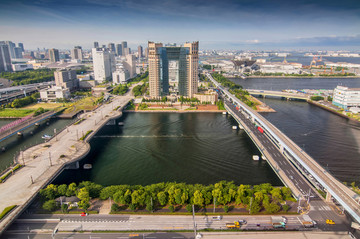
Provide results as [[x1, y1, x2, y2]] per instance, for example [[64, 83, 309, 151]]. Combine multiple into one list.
[[207, 73, 360, 223]]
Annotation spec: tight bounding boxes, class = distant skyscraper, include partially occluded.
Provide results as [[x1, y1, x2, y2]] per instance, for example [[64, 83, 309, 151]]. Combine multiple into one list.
[[54, 69, 78, 91], [5, 41, 16, 59], [123, 54, 136, 78], [94, 41, 99, 48], [138, 45, 143, 58], [148, 41, 199, 98], [18, 43, 24, 52], [144, 47, 149, 58], [0, 42, 12, 72], [92, 48, 116, 83], [71, 46, 83, 61], [49, 48, 60, 62], [108, 43, 116, 53], [116, 44, 122, 56], [121, 41, 127, 56], [14, 47, 22, 58]]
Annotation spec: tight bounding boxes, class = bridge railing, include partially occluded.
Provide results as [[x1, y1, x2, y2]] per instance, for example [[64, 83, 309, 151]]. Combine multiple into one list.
[[0, 115, 33, 134]]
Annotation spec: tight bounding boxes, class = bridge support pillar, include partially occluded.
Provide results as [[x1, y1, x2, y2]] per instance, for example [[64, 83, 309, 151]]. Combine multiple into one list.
[[326, 190, 332, 202]]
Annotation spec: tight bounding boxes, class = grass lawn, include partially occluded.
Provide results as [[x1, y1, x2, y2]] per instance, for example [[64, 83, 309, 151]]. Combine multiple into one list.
[[0, 108, 34, 118], [23, 102, 65, 110], [63, 96, 100, 114]]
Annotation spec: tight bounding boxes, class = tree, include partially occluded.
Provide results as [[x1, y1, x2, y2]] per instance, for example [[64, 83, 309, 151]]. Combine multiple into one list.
[[270, 188, 283, 202], [193, 190, 204, 206], [61, 203, 68, 213], [223, 205, 229, 213], [40, 184, 58, 200], [146, 202, 153, 212], [186, 204, 192, 212], [157, 191, 167, 206], [254, 191, 264, 202], [43, 200, 58, 211], [77, 188, 90, 202], [78, 200, 90, 211], [111, 203, 120, 212], [129, 203, 137, 211], [78, 181, 103, 198], [264, 202, 281, 214], [247, 199, 261, 214], [282, 204, 290, 212], [168, 205, 175, 213], [57, 184, 68, 196], [66, 183, 77, 197]]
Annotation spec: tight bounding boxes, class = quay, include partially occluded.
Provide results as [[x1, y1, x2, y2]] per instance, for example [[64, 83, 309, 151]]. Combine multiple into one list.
[[0, 92, 133, 234]]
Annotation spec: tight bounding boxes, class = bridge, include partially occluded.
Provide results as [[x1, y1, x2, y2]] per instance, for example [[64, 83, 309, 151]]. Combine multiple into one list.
[[247, 89, 309, 100], [0, 92, 134, 234], [0, 110, 58, 142], [207, 73, 360, 224]]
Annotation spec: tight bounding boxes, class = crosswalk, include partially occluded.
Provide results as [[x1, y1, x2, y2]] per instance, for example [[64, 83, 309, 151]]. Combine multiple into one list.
[[310, 205, 331, 211]]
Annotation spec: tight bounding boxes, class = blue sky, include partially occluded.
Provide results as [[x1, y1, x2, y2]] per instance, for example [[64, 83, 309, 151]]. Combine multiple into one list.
[[0, 0, 359, 50]]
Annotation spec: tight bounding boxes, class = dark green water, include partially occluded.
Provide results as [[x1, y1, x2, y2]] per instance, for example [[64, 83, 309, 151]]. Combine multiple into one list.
[[54, 113, 282, 186]]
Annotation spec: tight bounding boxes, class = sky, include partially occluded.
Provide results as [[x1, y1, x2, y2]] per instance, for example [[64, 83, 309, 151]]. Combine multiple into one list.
[[0, 0, 360, 50]]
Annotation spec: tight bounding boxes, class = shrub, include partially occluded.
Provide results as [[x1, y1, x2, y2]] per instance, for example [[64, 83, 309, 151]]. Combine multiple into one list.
[[223, 205, 229, 213], [282, 204, 290, 212], [168, 205, 175, 213], [185, 204, 193, 212], [129, 204, 137, 211], [111, 203, 120, 212], [43, 200, 58, 211], [0, 205, 16, 220]]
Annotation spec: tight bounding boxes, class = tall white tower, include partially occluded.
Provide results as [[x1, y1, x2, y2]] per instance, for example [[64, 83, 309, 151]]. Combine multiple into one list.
[[92, 48, 116, 83]]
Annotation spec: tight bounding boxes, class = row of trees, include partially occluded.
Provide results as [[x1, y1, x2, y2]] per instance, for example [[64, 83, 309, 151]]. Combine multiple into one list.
[[9, 92, 40, 108], [212, 73, 242, 91], [0, 69, 55, 86], [128, 71, 149, 83], [113, 84, 128, 95], [132, 83, 148, 97], [40, 181, 294, 213]]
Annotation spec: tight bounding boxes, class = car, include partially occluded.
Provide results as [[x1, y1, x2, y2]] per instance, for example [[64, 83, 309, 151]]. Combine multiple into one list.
[[238, 220, 247, 224], [80, 212, 87, 217], [212, 216, 222, 220], [326, 219, 335, 224]]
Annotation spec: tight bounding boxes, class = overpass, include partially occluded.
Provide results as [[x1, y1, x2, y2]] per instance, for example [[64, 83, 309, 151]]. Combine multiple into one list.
[[247, 89, 309, 100], [0, 110, 58, 142], [0, 92, 134, 234], [207, 73, 360, 223]]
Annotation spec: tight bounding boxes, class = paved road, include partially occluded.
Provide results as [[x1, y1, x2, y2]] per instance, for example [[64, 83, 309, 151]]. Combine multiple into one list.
[[0, 90, 134, 233]]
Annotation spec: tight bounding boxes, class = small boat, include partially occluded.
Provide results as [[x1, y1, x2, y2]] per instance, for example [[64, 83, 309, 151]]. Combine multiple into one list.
[[83, 164, 92, 169], [118, 122, 124, 126], [232, 126, 238, 130], [41, 134, 52, 140], [252, 155, 259, 160]]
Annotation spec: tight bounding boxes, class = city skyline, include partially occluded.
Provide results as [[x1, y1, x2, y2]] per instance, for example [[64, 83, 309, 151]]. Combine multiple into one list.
[[0, 0, 359, 50]]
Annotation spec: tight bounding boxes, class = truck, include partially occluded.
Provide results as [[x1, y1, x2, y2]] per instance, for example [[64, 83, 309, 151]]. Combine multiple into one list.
[[301, 215, 314, 228], [271, 216, 286, 229], [257, 126, 264, 134], [226, 221, 240, 228]]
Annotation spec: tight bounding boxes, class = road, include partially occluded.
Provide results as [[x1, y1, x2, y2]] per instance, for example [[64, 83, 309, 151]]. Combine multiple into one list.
[[0, 90, 134, 234]]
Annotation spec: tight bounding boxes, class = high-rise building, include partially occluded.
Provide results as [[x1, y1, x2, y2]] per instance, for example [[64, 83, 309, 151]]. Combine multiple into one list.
[[138, 45, 143, 58], [116, 44, 122, 56], [333, 86, 360, 110], [14, 47, 22, 58], [5, 41, 16, 59], [94, 41, 99, 48], [54, 69, 79, 91], [49, 48, 60, 62], [123, 54, 136, 78], [0, 42, 12, 72], [144, 47, 149, 58], [121, 41, 127, 56], [108, 43, 116, 53], [18, 43, 24, 52], [71, 46, 83, 61], [92, 48, 116, 83], [148, 41, 199, 98]]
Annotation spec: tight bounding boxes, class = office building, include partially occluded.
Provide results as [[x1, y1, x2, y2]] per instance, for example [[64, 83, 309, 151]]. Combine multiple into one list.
[[94, 41, 99, 48], [333, 86, 360, 110], [108, 43, 116, 53], [49, 48, 60, 62], [121, 41, 127, 56], [123, 54, 136, 78], [112, 69, 130, 84], [71, 46, 83, 61], [92, 48, 116, 83], [54, 69, 79, 91], [0, 43, 12, 72], [116, 44, 122, 56], [14, 47, 23, 58], [138, 45, 143, 58], [18, 43, 24, 52], [148, 41, 199, 98], [40, 86, 70, 101], [4, 41, 16, 59]]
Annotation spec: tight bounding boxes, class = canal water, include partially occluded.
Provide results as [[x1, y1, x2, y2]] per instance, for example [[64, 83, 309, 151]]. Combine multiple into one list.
[[53, 113, 280, 186], [0, 118, 74, 171]]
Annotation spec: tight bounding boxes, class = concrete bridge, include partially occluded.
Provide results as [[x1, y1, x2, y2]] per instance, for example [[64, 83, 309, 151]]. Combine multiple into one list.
[[247, 89, 309, 100], [0, 92, 134, 234], [0, 110, 58, 143], [207, 73, 360, 224]]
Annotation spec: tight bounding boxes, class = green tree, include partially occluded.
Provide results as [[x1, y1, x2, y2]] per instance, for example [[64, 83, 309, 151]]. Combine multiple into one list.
[[146, 202, 153, 212], [168, 205, 175, 213], [157, 191, 168, 206], [77, 188, 90, 201], [129, 203, 137, 211], [282, 204, 290, 212], [66, 183, 77, 197], [193, 190, 204, 206], [57, 184, 68, 196], [78, 200, 90, 211], [78, 181, 103, 198], [61, 203, 68, 213], [248, 199, 261, 214], [40, 184, 58, 200], [111, 203, 120, 212], [223, 205, 229, 213], [42, 200, 58, 211], [264, 202, 281, 214], [185, 204, 192, 212]]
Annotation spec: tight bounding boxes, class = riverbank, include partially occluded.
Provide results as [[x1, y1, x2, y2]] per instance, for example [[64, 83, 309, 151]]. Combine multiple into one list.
[[235, 75, 360, 79]]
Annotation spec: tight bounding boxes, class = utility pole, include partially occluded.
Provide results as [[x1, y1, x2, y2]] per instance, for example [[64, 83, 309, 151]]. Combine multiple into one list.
[[192, 204, 197, 238], [213, 197, 216, 213], [22, 151, 25, 165], [249, 197, 253, 214], [49, 152, 52, 166]]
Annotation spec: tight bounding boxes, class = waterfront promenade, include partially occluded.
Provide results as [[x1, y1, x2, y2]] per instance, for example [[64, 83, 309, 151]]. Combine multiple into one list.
[[0, 92, 133, 234]]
